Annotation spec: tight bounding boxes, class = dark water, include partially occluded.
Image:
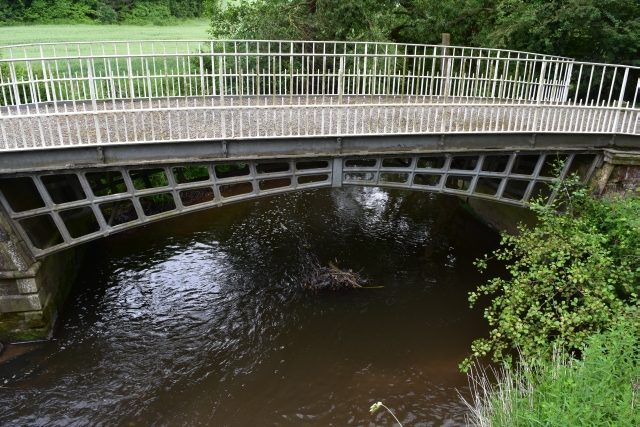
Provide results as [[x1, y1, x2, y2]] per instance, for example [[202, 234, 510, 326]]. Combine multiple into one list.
[[0, 187, 501, 427]]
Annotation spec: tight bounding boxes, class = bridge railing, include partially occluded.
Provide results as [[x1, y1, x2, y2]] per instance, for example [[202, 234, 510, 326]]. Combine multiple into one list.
[[0, 40, 574, 103], [0, 40, 638, 151]]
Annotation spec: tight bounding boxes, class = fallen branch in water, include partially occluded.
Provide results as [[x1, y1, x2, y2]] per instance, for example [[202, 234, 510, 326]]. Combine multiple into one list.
[[280, 223, 381, 292], [303, 263, 373, 292]]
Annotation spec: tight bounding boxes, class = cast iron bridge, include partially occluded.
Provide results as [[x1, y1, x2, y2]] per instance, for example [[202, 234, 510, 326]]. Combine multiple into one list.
[[0, 40, 638, 258]]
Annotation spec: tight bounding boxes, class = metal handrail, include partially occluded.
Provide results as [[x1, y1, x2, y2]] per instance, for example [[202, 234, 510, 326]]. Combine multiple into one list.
[[0, 40, 637, 152]]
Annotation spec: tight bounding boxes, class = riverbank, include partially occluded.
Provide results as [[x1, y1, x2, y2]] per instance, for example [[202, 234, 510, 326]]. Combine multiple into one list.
[[464, 321, 640, 425]]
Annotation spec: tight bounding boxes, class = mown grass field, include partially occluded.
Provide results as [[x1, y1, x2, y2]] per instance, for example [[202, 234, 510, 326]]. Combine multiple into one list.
[[0, 20, 210, 46]]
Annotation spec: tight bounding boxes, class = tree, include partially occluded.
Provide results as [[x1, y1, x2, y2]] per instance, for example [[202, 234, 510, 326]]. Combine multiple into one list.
[[205, 0, 640, 65], [205, 0, 487, 44], [474, 0, 640, 65]]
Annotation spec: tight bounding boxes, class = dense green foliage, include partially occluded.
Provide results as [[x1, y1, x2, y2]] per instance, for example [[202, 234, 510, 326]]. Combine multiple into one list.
[[0, 0, 205, 25], [461, 168, 640, 371], [205, 0, 640, 64], [466, 321, 640, 426], [206, 0, 483, 43], [478, 0, 640, 65]]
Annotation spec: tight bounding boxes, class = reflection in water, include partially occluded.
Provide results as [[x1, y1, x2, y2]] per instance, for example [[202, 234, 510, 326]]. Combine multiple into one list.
[[0, 187, 500, 427]]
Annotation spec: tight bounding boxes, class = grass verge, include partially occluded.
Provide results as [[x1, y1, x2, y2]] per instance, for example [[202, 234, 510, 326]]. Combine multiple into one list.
[[462, 319, 640, 426]]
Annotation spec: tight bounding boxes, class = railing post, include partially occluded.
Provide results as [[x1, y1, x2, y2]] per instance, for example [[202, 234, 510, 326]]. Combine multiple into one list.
[[563, 61, 574, 103], [126, 43, 134, 99], [440, 33, 450, 98], [337, 56, 344, 135], [39, 45, 51, 102], [218, 56, 226, 139], [9, 62, 21, 106], [199, 50, 206, 98], [490, 51, 500, 99], [612, 67, 629, 134], [86, 58, 102, 144], [533, 59, 547, 131]]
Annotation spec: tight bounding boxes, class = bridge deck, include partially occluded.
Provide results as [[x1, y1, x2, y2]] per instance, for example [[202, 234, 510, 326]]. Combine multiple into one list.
[[1, 39, 640, 152], [1, 95, 638, 151]]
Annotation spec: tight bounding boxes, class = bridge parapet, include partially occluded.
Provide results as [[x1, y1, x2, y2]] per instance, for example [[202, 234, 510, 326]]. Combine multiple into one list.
[[0, 40, 638, 151]]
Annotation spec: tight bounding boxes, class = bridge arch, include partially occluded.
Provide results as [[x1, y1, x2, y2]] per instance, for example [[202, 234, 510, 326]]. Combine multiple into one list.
[[0, 150, 599, 258]]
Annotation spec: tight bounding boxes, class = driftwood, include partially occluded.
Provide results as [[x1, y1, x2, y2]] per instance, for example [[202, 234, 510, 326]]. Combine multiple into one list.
[[280, 223, 378, 292], [303, 262, 369, 292]]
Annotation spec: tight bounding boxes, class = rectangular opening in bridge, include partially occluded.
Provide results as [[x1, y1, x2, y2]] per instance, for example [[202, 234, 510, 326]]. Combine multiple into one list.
[[256, 162, 290, 174], [529, 182, 553, 204], [510, 155, 541, 176], [380, 173, 409, 184], [567, 154, 597, 179], [344, 172, 375, 181], [220, 182, 253, 198], [503, 179, 531, 201], [86, 170, 127, 197], [0, 177, 45, 212], [445, 175, 472, 191], [417, 156, 446, 169], [172, 166, 210, 185], [179, 187, 215, 207], [215, 164, 250, 180], [59, 207, 100, 239], [139, 193, 176, 217], [450, 156, 479, 171], [18, 214, 63, 250], [99, 200, 138, 227], [345, 159, 376, 168], [130, 169, 169, 190], [41, 174, 87, 204], [296, 160, 329, 170], [259, 178, 292, 191], [475, 178, 502, 196], [413, 174, 441, 187], [298, 174, 329, 185], [539, 154, 569, 177], [482, 155, 510, 173], [382, 158, 412, 168]]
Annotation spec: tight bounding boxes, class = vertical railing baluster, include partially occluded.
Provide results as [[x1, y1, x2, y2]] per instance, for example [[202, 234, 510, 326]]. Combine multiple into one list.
[[126, 43, 134, 99], [612, 67, 629, 134], [219, 56, 226, 139], [86, 58, 101, 145], [337, 56, 344, 135]]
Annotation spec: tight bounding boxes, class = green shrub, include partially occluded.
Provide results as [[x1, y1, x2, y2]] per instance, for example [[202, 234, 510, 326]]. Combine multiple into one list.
[[22, 0, 95, 24], [0, 62, 49, 106], [0, 0, 205, 25], [464, 320, 640, 426], [462, 166, 640, 371], [121, 1, 176, 25], [96, 3, 118, 24]]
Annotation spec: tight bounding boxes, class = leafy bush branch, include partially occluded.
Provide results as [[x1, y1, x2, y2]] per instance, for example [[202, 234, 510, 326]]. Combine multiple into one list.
[[461, 163, 640, 371]]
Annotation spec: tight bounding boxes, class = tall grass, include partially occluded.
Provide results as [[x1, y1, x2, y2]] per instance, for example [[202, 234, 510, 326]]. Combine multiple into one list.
[[462, 320, 640, 426]]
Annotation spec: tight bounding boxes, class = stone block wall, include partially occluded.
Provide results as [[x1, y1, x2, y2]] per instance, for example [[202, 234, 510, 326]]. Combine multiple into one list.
[[0, 211, 83, 342]]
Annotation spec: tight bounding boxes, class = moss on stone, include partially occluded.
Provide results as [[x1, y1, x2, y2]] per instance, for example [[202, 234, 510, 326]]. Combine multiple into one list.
[[0, 244, 86, 342]]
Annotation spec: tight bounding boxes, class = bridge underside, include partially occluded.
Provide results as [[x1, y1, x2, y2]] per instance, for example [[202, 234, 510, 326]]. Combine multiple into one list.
[[0, 145, 600, 258]]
